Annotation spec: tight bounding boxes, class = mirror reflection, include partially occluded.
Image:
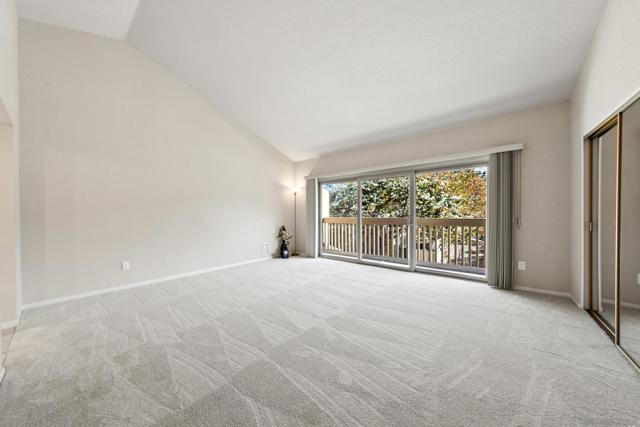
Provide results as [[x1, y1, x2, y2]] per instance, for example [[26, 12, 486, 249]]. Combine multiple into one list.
[[620, 98, 640, 363], [591, 124, 618, 332]]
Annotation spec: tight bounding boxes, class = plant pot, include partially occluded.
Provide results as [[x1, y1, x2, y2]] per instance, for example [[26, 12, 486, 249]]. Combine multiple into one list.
[[280, 242, 290, 259]]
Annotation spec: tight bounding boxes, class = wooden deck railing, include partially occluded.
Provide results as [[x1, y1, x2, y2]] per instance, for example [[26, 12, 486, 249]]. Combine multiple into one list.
[[322, 217, 486, 273], [322, 217, 359, 256]]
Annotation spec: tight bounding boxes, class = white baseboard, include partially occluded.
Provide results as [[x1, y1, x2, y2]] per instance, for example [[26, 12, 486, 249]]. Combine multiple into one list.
[[568, 293, 583, 309], [0, 320, 18, 331], [1, 307, 22, 330], [621, 301, 640, 310], [21, 257, 272, 311], [602, 298, 640, 311], [514, 286, 583, 308]]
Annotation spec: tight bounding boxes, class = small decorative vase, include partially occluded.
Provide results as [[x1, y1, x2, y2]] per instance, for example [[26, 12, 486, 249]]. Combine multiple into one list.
[[280, 242, 290, 259]]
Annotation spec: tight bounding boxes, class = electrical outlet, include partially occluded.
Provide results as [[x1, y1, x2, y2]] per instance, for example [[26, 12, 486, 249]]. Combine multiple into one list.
[[637, 273, 640, 286], [517, 261, 526, 271], [262, 242, 268, 255], [121, 261, 130, 271]]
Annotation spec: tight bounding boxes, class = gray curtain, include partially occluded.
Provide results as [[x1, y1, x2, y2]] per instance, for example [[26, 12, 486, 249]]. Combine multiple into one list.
[[305, 178, 318, 257], [488, 151, 518, 289]]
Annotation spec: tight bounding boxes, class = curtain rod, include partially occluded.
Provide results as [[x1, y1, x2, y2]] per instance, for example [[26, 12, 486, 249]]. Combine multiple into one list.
[[305, 143, 524, 181]]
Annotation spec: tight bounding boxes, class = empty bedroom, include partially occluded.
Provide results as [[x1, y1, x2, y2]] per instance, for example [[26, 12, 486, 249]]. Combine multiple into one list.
[[1, 0, 640, 426]]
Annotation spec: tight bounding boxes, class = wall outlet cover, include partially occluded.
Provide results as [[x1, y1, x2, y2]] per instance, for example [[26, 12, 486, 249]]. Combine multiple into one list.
[[121, 261, 130, 271], [517, 261, 526, 271]]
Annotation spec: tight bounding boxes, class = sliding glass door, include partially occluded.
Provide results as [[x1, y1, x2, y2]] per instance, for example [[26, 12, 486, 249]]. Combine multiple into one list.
[[320, 180, 358, 259], [360, 174, 411, 267], [319, 164, 488, 278], [415, 166, 487, 274]]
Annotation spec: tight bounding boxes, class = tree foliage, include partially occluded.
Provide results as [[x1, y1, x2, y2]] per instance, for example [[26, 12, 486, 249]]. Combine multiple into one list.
[[325, 168, 486, 218]]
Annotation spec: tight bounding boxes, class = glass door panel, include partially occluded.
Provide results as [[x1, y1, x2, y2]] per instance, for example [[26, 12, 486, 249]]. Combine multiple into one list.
[[361, 175, 410, 266], [415, 166, 487, 275], [320, 181, 358, 258], [620, 99, 640, 364], [591, 125, 618, 333]]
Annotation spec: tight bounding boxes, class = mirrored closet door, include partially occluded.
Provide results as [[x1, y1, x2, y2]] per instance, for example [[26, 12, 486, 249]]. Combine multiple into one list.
[[620, 98, 640, 366], [587, 94, 640, 371], [589, 120, 619, 337]]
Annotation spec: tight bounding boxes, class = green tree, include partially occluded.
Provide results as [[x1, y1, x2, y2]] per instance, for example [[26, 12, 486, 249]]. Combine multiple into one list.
[[418, 168, 487, 218], [325, 167, 486, 219], [362, 177, 409, 217], [327, 182, 358, 217]]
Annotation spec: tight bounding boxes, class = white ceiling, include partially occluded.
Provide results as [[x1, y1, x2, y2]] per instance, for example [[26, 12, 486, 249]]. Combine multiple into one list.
[[18, 0, 607, 160], [17, 0, 141, 40]]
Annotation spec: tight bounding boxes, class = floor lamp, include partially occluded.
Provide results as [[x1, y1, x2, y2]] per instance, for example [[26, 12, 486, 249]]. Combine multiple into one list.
[[292, 187, 299, 256]]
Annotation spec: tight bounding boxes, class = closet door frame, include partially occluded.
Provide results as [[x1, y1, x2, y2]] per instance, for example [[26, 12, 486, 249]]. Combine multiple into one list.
[[584, 90, 640, 373], [586, 113, 621, 344]]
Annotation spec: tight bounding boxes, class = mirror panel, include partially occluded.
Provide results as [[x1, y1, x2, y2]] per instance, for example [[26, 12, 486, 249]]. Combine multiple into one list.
[[591, 124, 618, 332], [620, 98, 640, 364]]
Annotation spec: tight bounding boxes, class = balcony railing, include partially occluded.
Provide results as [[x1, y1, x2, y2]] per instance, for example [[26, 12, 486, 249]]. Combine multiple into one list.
[[321, 217, 486, 273]]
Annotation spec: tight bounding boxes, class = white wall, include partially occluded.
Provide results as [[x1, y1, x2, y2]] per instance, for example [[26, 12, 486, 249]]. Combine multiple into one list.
[[570, 0, 640, 307], [0, 0, 18, 122], [19, 20, 295, 305], [0, 122, 19, 326], [0, 0, 21, 326], [296, 103, 572, 295]]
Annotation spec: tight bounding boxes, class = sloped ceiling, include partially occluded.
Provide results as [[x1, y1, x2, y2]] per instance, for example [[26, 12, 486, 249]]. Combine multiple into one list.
[[17, 0, 141, 40], [18, 0, 607, 160]]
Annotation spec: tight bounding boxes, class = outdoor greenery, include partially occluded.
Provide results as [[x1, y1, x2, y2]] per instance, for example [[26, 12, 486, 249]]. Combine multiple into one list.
[[325, 168, 487, 219]]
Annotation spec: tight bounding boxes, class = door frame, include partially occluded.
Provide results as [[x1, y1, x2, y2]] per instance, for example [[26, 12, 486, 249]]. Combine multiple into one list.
[[585, 114, 621, 342], [359, 171, 414, 271], [582, 88, 640, 374], [318, 162, 489, 280], [414, 163, 488, 278], [317, 178, 359, 262]]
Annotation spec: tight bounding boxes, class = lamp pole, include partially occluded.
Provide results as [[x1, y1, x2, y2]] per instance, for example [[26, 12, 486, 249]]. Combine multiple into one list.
[[293, 190, 298, 256]]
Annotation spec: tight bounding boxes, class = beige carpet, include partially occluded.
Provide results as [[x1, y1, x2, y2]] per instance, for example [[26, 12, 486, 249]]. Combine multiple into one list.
[[1, 258, 639, 426]]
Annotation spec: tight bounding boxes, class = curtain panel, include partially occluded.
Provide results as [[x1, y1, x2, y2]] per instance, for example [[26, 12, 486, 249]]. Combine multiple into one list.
[[305, 178, 318, 257], [488, 150, 520, 289]]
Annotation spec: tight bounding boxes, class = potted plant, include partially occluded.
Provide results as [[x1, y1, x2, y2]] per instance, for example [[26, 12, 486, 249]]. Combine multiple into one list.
[[277, 226, 293, 259]]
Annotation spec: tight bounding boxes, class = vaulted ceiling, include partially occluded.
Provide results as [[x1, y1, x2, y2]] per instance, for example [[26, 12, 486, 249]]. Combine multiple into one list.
[[18, 0, 141, 40], [17, 0, 607, 160]]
